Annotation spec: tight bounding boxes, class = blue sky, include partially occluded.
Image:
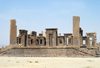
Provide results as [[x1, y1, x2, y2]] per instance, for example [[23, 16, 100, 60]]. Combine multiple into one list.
[[0, 0, 100, 47]]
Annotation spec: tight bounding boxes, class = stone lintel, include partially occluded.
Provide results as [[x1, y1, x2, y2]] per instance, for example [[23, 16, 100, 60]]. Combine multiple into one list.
[[86, 32, 95, 34], [31, 31, 37, 33], [83, 36, 87, 40], [19, 29, 28, 32], [86, 32, 95, 36], [64, 33, 72, 36], [45, 28, 58, 30]]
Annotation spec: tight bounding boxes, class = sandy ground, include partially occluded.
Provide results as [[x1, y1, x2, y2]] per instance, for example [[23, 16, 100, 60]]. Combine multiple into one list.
[[0, 57, 100, 68]]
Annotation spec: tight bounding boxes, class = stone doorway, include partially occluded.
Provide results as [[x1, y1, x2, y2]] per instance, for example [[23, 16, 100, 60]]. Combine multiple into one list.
[[24, 35, 27, 47], [49, 34, 53, 47], [67, 38, 68, 46]]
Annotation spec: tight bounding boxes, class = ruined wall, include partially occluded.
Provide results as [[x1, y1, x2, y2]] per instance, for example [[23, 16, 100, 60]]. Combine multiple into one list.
[[1, 48, 96, 57]]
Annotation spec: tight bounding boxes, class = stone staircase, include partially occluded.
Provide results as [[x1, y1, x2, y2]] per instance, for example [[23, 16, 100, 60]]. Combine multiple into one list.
[[0, 44, 21, 56], [74, 48, 99, 57]]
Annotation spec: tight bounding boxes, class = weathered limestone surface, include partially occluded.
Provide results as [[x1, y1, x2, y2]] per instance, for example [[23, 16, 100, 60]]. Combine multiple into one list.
[[10, 19, 17, 44], [68, 36, 73, 45], [64, 33, 72, 46], [73, 16, 80, 47], [45, 28, 57, 47], [1, 16, 99, 57], [79, 28, 83, 45], [0, 48, 96, 57], [18, 30, 28, 47], [57, 36, 64, 46], [86, 32, 97, 47]]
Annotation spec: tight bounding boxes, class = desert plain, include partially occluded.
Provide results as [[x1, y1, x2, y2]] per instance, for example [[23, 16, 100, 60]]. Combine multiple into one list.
[[0, 57, 100, 68]]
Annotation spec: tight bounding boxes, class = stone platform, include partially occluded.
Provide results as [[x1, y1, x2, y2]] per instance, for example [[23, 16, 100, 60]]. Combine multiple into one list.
[[0, 45, 97, 57]]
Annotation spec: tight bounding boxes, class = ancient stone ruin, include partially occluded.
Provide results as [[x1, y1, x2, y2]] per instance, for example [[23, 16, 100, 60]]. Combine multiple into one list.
[[0, 16, 100, 57]]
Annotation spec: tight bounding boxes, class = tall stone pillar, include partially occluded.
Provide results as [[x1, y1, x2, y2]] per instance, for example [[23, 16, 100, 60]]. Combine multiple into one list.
[[15, 25, 17, 42], [73, 16, 80, 47], [10, 19, 17, 44]]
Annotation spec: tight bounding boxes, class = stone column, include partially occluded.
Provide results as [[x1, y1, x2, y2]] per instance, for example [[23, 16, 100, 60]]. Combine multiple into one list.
[[73, 16, 80, 47], [80, 30, 83, 45], [17, 37, 19, 44], [45, 31, 46, 38], [21, 34, 27, 47], [15, 25, 17, 42], [68, 36, 73, 45], [72, 36, 73, 45], [10, 19, 17, 44], [28, 40, 31, 46], [50, 36, 52, 46], [86, 38, 88, 46], [80, 32, 83, 45], [95, 33, 97, 47], [53, 31, 57, 47], [88, 40, 90, 47], [62, 37, 64, 45], [58, 38, 59, 45], [46, 32, 49, 47], [64, 36, 67, 46], [39, 39, 40, 45], [26, 35, 29, 46], [92, 36, 95, 46], [85, 39, 87, 45], [42, 38, 44, 45], [21, 35, 25, 46], [86, 37, 90, 47]]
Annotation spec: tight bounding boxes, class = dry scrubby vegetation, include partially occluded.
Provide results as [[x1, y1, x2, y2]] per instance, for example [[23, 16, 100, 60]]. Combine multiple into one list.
[[27, 60, 33, 63], [35, 61, 39, 63], [8, 60, 10, 62], [87, 60, 94, 62], [27, 60, 39, 63], [84, 66, 91, 68], [16, 61, 20, 63]]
